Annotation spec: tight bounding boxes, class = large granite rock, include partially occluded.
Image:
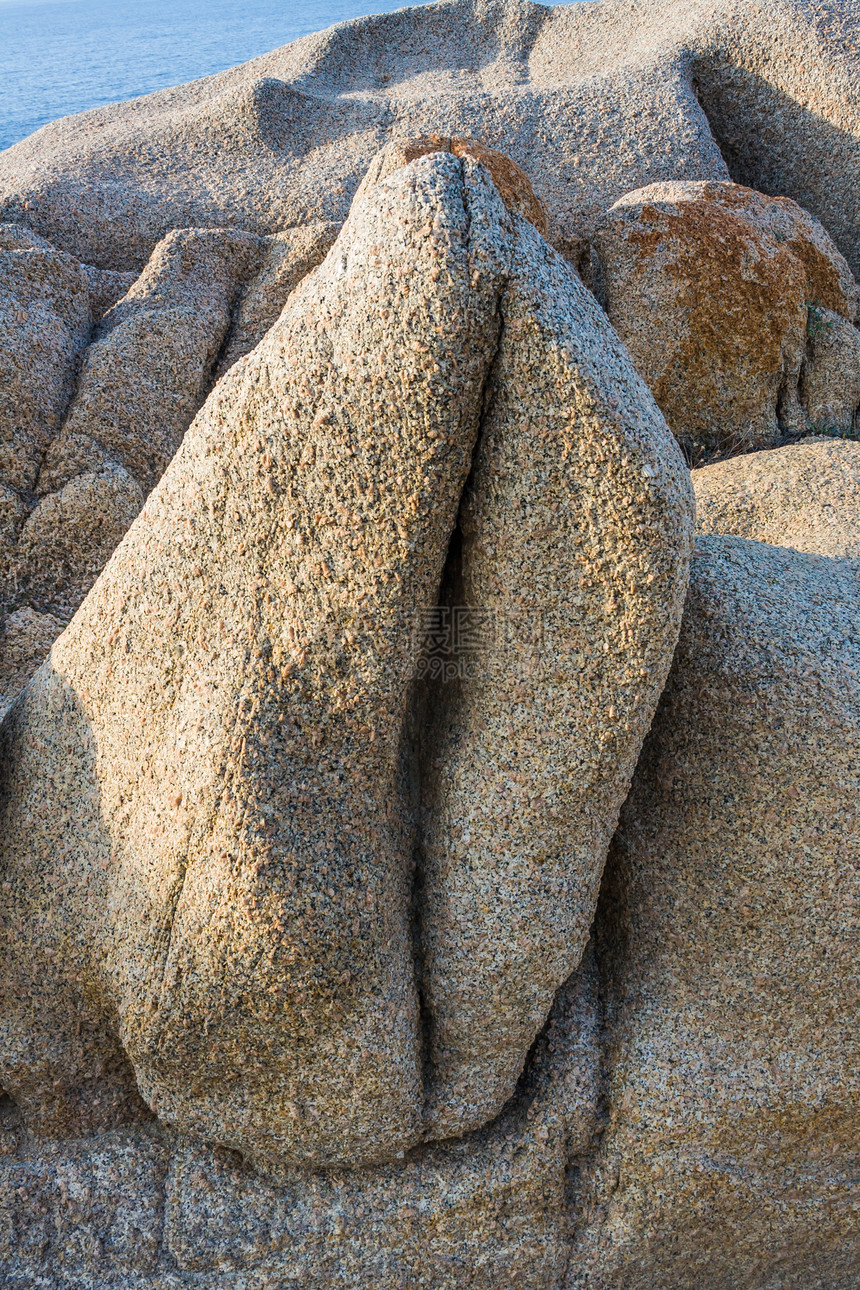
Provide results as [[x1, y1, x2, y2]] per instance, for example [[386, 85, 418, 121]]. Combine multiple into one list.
[[419, 192, 692, 1138], [570, 439, 860, 1287], [594, 180, 860, 462], [3, 0, 860, 284], [1, 0, 860, 1283], [0, 153, 692, 1172]]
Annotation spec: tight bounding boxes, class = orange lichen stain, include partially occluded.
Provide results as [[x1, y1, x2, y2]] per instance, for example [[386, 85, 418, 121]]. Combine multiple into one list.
[[622, 195, 809, 461]]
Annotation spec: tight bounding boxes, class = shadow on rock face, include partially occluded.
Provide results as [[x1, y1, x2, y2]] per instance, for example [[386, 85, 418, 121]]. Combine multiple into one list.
[[693, 59, 860, 280], [572, 491, 860, 1287]]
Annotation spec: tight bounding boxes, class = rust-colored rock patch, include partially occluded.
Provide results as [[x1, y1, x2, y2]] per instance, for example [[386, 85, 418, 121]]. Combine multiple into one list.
[[595, 181, 860, 463]]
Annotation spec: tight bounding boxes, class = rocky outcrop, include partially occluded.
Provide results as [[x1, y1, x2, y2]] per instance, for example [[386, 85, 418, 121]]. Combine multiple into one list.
[[215, 220, 339, 375], [594, 180, 860, 461], [0, 222, 332, 711], [0, 963, 600, 1289], [0, 153, 692, 1171], [3, 0, 860, 286], [1, 0, 860, 1284], [571, 439, 860, 1287]]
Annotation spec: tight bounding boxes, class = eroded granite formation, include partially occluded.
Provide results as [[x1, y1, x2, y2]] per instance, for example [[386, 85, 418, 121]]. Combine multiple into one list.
[[0, 0, 859, 1286]]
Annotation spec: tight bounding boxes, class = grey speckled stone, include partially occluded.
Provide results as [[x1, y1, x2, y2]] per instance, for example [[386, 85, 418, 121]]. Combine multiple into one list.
[[215, 220, 340, 377], [0, 221, 90, 494], [0, 958, 600, 1288], [39, 226, 262, 496], [570, 446, 860, 1288], [419, 205, 692, 1138], [801, 308, 860, 437], [0, 607, 66, 722], [5, 0, 860, 282], [0, 225, 270, 713]]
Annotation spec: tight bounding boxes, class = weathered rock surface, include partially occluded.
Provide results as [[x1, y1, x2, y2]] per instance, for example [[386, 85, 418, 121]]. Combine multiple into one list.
[[594, 180, 860, 461], [4, 0, 860, 287], [0, 607, 66, 721], [355, 134, 550, 237], [694, 435, 860, 559], [0, 961, 600, 1289], [215, 220, 339, 376], [0, 225, 277, 713], [0, 222, 90, 494], [419, 200, 692, 1138], [39, 227, 262, 496], [82, 263, 137, 321], [1, 0, 860, 1284], [801, 307, 860, 437], [0, 153, 691, 1172], [571, 442, 860, 1287]]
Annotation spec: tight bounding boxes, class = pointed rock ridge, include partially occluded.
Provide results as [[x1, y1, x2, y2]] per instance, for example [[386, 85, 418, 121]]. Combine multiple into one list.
[[594, 180, 860, 463], [418, 204, 694, 1138], [0, 221, 90, 495], [4, 0, 860, 277], [0, 150, 693, 1166], [573, 441, 860, 1285], [355, 135, 549, 237]]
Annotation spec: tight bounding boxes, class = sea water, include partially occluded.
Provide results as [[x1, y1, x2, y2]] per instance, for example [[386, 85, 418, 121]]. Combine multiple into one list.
[[0, 0, 414, 152]]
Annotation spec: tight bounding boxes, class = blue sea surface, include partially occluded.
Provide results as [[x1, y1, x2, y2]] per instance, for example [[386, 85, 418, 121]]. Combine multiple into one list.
[[0, 0, 417, 152]]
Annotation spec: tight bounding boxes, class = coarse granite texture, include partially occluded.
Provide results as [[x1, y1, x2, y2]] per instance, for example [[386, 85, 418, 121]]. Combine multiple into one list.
[[354, 134, 550, 237], [418, 195, 692, 1138], [0, 0, 859, 1283], [0, 151, 693, 1172], [593, 179, 860, 462], [0, 227, 268, 711], [38, 227, 263, 498], [0, 607, 66, 722], [3, 0, 860, 282], [0, 222, 90, 497], [0, 960, 600, 1288], [569, 444, 860, 1288], [215, 220, 341, 377], [800, 308, 860, 438], [693, 435, 860, 557]]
